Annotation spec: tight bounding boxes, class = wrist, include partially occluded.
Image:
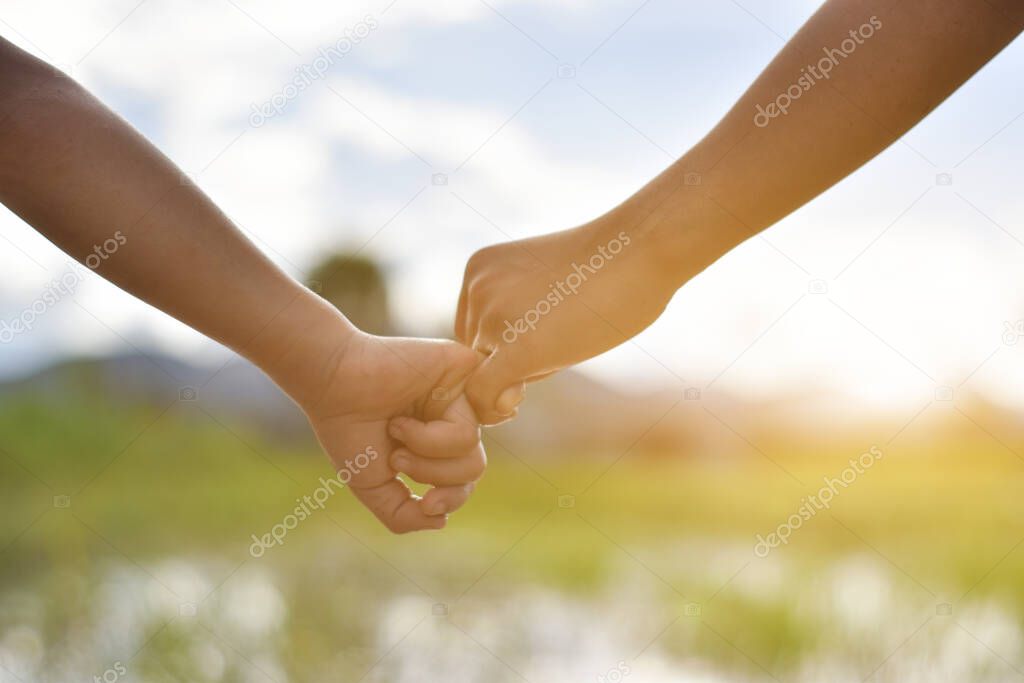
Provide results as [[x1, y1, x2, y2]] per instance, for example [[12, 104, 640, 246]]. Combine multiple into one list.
[[243, 286, 359, 410], [598, 167, 747, 295]]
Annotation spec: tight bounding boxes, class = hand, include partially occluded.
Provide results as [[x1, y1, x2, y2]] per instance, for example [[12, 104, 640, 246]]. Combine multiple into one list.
[[291, 327, 486, 533], [456, 217, 678, 423]]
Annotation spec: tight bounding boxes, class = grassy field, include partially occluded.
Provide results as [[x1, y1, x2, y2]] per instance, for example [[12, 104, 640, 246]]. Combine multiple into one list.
[[1, 393, 1023, 681]]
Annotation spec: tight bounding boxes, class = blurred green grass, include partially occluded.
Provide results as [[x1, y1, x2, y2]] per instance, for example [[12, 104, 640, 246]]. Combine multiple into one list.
[[1, 392, 1023, 677]]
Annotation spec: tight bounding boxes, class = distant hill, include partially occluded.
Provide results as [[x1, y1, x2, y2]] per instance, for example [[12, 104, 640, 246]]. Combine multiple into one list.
[[4, 351, 993, 460], [0, 351, 688, 452], [0, 351, 309, 439]]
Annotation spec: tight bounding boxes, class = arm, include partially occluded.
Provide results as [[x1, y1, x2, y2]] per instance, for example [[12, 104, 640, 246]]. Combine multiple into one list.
[[0, 37, 331, 404], [0, 37, 483, 533], [457, 0, 1024, 423]]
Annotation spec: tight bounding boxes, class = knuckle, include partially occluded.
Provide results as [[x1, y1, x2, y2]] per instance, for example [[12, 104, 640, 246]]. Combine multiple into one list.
[[444, 341, 481, 375], [466, 245, 498, 273]]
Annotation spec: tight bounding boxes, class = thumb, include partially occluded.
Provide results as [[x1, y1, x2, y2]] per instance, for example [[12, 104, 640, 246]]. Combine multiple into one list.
[[464, 350, 526, 425]]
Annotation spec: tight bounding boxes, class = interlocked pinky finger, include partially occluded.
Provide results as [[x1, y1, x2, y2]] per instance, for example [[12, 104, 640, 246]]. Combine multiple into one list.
[[419, 482, 475, 516], [349, 478, 447, 534]]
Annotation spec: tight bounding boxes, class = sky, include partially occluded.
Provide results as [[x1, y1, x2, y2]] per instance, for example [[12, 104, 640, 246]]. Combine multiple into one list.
[[1, 0, 1023, 415]]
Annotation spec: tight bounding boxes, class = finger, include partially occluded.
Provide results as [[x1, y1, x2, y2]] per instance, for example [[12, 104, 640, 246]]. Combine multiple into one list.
[[441, 392, 481, 428], [455, 279, 470, 343], [388, 415, 479, 459], [526, 370, 557, 383], [349, 478, 447, 534], [391, 448, 486, 486], [419, 483, 475, 516], [496, 383, 526, 415], [464, 350, 527, 425], [467, 305, 489, 357], [420, 345, 482, 423]]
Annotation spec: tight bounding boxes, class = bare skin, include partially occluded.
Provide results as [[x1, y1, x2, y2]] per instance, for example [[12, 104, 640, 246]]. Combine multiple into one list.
[[457, 0, 1024, 424], [0, 36, 485, 533]]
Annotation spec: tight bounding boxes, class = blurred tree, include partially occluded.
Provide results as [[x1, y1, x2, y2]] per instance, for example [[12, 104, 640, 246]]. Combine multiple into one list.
[[306, 252, 393, 336]]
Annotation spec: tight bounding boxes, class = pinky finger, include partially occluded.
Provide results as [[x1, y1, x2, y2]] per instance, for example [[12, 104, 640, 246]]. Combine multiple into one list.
[[350, 478, 448, 533], [419, 482, 475, 516]]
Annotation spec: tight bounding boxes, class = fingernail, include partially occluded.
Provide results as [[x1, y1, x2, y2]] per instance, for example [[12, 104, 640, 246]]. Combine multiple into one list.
[[428, 502, 447, 515], [391, 453, 410, 470], [388, 421, 404, 439]]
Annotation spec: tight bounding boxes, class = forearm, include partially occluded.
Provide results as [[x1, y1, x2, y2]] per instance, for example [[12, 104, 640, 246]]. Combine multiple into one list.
[[0, 38, 349, 404], [614, 0, 1023, 289]]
